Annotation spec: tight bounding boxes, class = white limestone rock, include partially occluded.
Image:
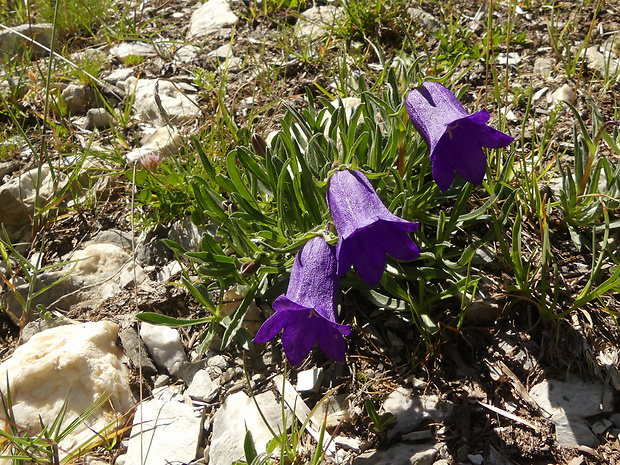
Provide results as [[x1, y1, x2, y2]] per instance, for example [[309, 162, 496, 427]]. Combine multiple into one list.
[[104, 67, 135, 85], [140, 322, 188, 377], [0, 165, 54, 241], [188, 0, 239, 39], [529, 376, 614, 447], [547, 83, 574, 105], [71, 243, 145, 299], [295, 6, 344, 39], [382, 388, 453, 440], [61, 84, 94, 115], [585, 46, 620, 79], [296, 367, 324, 392], [2, 241, 146, 323], [533, 57, 553, 78], [156, 260, 183, 282], [120, 398, 202, 465], [185, 368, 220, 402], [209, 390, 286, 465], [85, 108, 115, 130], [124, 77, 200, 125], [109, 41, 158, 60], [124, 126, 182, 166], [0, 321, 134, 458]]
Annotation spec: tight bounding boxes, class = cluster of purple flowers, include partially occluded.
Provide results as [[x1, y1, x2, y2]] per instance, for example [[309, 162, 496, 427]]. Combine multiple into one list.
[[254, 83, 513, 365]]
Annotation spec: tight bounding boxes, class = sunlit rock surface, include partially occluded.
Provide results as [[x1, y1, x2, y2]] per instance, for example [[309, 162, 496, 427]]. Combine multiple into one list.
[[0, 321, 134, 458]]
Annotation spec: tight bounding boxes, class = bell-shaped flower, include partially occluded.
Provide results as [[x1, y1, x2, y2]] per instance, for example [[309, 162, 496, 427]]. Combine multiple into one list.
[[327, 169, 420, 286], [405, 82, 514, 192], [253, 236, 350, 366]]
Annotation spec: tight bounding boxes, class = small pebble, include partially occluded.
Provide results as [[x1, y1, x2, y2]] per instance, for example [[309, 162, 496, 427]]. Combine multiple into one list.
[[207, 354, 228, 370]]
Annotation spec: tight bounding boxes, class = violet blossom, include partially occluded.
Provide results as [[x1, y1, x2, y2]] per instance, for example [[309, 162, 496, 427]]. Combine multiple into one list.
[[253, 236, 350, 365], [405, 82, 514, 192], [327, 169, 420, 286]]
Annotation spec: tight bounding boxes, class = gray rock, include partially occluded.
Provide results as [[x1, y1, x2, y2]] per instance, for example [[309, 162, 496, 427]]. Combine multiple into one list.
[[552, 412, 596, 447], [188, 0, 239, 39], [487, 445, 514, 465], [547, 84, 574, 105], [119, 327, 158, 376], [382, 388, 453, 440], [1, 270, 72, 323], [496, 52, 521, 66], [125, 125, 182, 164], [296, 367, 324, 392], [156, 260, 183, 282], [466, 297, 502, 325], [529, 376, 614, 447], [121, 398, 202, 465], [90, 229, 134, 251], [0, 145, 24, 177], [21, 318, 71, 343], [529, 376, 614, 418], [136, 238, 174, 266], [169, 218, 208, 252], [186, 368, 220, 402], [124, 78, 200, 125], [0, 165, 53, 241], [86, 108, 115, 130], [352, 443, 437, 465], [591, 419, 612, 435], [207, 354, 228, 370], [533, 57, 553, 78], [61, 84, 94, 115], [209, 390, 286, 465], [610, 413, 620, 428], [172, 44, 201, 63], [295, 6, 344, 39], [585, 46, 620, 79], [110, 42, 158, 60], [140, 322, 188, 376], [401, 430, 433, 442], [208, 43, 232, 59], [178, 360, 205, 385], [104, 67, 135, 85], [119, 263, 147, 290], [0, 23, 53, 56]]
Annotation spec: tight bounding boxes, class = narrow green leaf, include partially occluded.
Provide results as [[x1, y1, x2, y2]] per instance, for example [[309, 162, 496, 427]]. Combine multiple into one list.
[[136, 312, 215, 327]]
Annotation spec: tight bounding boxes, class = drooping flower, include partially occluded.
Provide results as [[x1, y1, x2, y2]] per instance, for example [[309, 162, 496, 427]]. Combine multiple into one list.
[[327, 169, 420, 286], [253, 236, 350, 365], [405, 81, 514, 192]]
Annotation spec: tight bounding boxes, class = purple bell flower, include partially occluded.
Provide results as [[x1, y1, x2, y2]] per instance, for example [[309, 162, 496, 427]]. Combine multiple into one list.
[[327, 169, 420, 286], [405, 82, 514, 192], [253, 236, 350, 365]]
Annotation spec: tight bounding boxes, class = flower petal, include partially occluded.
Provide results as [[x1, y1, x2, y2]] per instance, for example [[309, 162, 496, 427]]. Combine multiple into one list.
[[253, 308, 291, 344], [317, 321, 351, 363], [382, 224, 421, 262], [406, 83, 513, 191], [281, 310, 319, 365], [431, 154, 457, 192], [328, 169, 420, 283], [435, 131, 489, 186], [352, 235, 387, 286]]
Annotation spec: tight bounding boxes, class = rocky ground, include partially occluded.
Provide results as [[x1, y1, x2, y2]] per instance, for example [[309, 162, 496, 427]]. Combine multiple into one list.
[[1, 0, 620, 464]]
